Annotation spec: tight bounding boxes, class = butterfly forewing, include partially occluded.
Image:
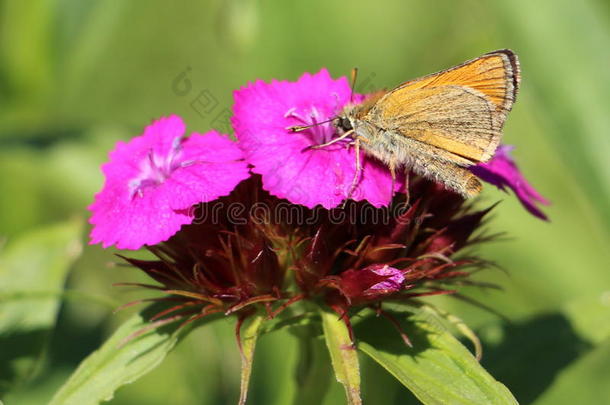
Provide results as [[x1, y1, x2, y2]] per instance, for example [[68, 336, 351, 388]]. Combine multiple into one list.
[[366, 50, 520, 162]]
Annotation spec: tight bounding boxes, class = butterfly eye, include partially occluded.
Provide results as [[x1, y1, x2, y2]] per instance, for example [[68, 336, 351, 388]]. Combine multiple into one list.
[[338, 117, 352, 131]]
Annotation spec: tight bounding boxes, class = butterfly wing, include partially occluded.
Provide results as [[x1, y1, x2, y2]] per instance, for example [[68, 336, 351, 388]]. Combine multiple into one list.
[[366, 50, 520, 162]]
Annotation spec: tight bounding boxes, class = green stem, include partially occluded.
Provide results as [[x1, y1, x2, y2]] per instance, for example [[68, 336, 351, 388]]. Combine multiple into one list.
[[237, 311, 265, 405], [319, 307, 362, 405]]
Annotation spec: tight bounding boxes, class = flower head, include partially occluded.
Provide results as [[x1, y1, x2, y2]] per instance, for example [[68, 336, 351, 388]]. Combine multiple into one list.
[[232, 69, 397, 209], [471, 145, 550, 220], [88, 115, 250, 250], [120, 174, 493, 349]]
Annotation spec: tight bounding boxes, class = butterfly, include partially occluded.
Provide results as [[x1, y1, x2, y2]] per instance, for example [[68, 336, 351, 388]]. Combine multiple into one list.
[[298, 49, 520, 199]]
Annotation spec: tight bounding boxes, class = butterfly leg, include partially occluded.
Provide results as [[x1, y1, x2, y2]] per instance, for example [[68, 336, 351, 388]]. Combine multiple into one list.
[[403, 169, 410, 208], [388, 161, 396, 200]]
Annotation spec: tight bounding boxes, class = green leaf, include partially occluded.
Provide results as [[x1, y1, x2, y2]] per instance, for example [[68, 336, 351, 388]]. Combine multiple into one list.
[[426, 304, 483, 361], [49, 304, 216, 405], [238, 311, 264, 405], [320, 307, 362, 405], [0, 219, 83, 395], [355, 305, 518, 405]]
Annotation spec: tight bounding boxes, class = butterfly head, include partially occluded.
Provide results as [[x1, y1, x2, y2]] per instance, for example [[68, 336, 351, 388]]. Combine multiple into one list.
[[334, 115, 353, 133]]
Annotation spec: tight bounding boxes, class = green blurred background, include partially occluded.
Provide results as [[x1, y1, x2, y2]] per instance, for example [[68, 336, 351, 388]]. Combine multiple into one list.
[[1, 0, 609, 404]]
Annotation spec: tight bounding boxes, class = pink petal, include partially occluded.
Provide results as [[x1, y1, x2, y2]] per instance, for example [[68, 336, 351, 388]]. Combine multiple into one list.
[[88, 117, 250, 250], [471, 145, 550, 220], [232, 69, 396, 209]]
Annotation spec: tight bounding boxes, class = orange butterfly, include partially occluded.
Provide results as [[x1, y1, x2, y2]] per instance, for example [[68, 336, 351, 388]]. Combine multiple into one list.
[[301, 50, 521, 198]]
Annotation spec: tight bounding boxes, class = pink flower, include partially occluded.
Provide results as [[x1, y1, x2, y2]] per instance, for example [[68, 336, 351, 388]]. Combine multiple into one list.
[[231, 69, 397, 209], [471, 145, 550, 220], [88, 115, 250, 250]]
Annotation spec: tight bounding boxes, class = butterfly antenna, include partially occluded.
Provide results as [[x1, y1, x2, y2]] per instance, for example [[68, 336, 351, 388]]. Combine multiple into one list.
[[350, 67, 359, 103], [288, 118, 335, 132]]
